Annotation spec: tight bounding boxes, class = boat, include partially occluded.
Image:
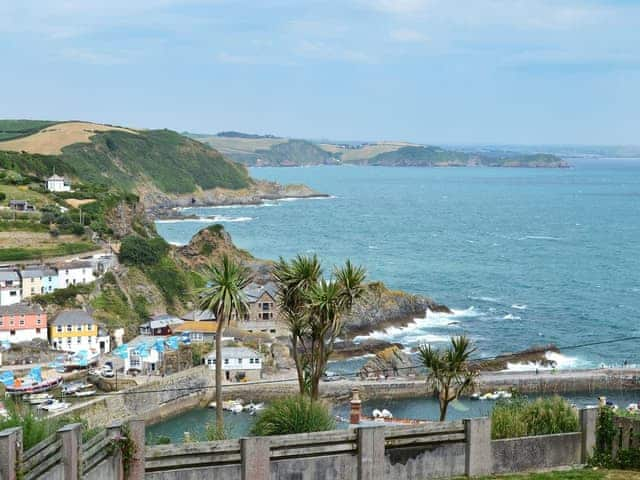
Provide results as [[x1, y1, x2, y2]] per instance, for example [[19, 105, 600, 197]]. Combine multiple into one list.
[[480, 392, 499, 400], [209, 400, 245, 413], [37, 399, 71, 412], [496, 390, 513, 399], [25, 393, 53, 405], [6, 375, 63, 395], [470, 393, 481, 401], [74, 388, 97, 398]]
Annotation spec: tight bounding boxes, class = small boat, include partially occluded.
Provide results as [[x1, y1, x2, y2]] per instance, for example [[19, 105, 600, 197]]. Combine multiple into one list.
[[470, 393, 481, 401], [25, 393, 52, 405], [6, 376, 63, 395], [496, 390, 512, 399], [38, 400, 71, 412], [372, 409, 382, 418], [74, 389, 96, 398], [381, 409, 393, 419]]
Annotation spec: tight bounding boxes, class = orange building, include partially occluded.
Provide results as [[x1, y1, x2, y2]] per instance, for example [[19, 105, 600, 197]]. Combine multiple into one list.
[[0, 303, 47, 344]]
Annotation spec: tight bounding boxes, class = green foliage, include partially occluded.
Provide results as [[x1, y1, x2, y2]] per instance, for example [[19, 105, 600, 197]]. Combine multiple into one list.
[[133, 295, 150, 320], [589, 406, 640, 471], [0, 119, 56, 141], [0, 220, 49, 232], [491, 396, 579, 440], [203, 423, 229, 441], [0, 191, 5, 201], [0, 242, 96, 261], [250, 396, 336, 436], [147, 434, 172, 445], [146, 256, 189, 306], [33, 283, 93, 307], [92, 286, 135, 329], [119, 235, 169, 266]]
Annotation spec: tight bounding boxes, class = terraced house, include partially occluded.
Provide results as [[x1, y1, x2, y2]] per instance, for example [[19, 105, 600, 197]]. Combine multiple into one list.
[[238, 282, 283, 336], [56, 261, 95, 287], [0, 303, 47, 343], [49, 310, 111, 354], [18, 266, 58, 297], [0, 270, 21, 306]]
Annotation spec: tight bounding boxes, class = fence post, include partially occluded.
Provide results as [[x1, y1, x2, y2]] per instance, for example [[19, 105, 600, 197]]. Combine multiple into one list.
[[107, 421, 125, 480], [0, 427, 22, 480], [241, 437, 270, 480], [358, 426, 385, 480], [127, 419, 146, 480], [464, 417, 492, 477], [58, 423, 83, 480], [580, 407, 598, 463]]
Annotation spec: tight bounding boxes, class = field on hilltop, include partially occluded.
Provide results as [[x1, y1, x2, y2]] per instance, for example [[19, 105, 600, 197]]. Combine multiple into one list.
[[0, 121, 252, 195], [0, 120, 58, 141], [317, 141, 416, 161], [0, 121, 138, 155]]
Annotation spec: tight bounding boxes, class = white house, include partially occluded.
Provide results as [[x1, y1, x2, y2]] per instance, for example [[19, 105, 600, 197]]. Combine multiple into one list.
[[46, 174, 71, 192], [0, 270, 21, 306], [205, 347, 262, 382], [56, 261, 96, 288]]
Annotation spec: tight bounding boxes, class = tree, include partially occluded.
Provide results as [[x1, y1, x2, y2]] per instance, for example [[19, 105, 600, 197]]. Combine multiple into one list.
[[272, 255, 322, 396], [199, 255, 251, 430], [274, 256, 366, 400], [418, 336, 477, 421]]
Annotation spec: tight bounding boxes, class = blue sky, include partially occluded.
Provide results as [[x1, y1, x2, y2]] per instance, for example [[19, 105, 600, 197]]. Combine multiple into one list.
[[1, 0, 639, 145]]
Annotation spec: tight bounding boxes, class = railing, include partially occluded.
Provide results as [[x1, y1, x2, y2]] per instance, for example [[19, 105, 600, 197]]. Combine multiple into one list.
[[611, 416, 640, 458], [82, 429, 110, 473], [21, 433, 62, 480]]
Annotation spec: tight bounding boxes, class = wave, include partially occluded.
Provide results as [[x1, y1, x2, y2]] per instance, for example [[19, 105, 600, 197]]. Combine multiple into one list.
[[520, 235, 562, 241], [502, 314, 521, 320], [155, 215, 253, 224], [503, 351, 590, 372], [353, 307, 481, 344], [469, 296, 500, 303], [511, 304, 527, 310]]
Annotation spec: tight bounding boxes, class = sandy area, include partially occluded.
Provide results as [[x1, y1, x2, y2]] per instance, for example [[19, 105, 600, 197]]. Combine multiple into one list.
[[65, 198, 96, 208], [0, 121, 138, 155]]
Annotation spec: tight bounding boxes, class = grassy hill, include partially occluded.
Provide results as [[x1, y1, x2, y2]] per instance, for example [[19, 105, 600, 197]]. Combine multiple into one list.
[[0, 120, 57, 141], [0, 121, 252, 195], [189, 131, 568, 168]]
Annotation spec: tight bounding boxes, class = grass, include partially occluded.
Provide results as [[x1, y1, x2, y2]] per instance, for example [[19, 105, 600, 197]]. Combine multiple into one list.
[[0, 241, 98, 261], [0, 183, 52, 208], [471, 470, 640, 479], [0, 220, 49, 232], [0, 119, 56, 141]]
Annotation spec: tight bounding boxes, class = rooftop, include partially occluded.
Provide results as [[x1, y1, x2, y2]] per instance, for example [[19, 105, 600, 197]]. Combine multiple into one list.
[[141, 314, 183, 330], [0, 270, 19, 282], [0, 303, 45, 316], [206, 347, 261, 360], [47, 174, 65, 181], [244, 282, 278, 303], [57, 261, 93, 270], [173, 320, 218, 334], [52, 310, 95, 326]]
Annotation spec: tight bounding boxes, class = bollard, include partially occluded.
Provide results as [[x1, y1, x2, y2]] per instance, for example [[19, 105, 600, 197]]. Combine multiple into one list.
[[126, 419, 146, 480], [358, 426, 385, 480], [0, 427, 22, 480], [580, 407, 598, 463]]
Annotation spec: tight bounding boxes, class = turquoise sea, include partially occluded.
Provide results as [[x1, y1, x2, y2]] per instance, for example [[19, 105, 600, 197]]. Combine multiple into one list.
[[156, 159, 640, 368]]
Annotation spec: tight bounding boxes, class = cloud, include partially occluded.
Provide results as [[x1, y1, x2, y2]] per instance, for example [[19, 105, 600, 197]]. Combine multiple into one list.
[[389, 28, 429, 44]]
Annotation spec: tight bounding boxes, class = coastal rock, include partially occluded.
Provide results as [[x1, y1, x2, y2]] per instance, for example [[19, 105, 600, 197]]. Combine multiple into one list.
[[343, 282, 451, 338], [332, 339, 403, 360], [359, 345, 416, 378]]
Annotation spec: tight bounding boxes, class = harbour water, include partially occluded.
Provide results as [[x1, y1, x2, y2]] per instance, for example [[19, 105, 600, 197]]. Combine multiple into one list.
[[157, 158, 640, 368]]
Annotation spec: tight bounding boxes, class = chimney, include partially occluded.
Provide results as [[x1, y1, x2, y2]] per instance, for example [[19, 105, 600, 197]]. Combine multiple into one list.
[[350, 387, 362, 425]]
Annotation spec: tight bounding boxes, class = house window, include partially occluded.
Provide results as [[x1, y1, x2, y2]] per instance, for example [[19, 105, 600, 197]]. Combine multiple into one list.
[[10, 330, 15, 336], [249, 358, 254, 364], [19, 319, 25, 326], [56, 325, 62, 333], [210, 358, 216, 365], [36, 328, 41, 334], [262, 303, 270, 311], [224, 359, 229, 365], [76, 337, 81, 344], [66, 325, 72, 332], [36, 319, 41, 325], [76, 325, 82, 332], [9, 291, 16, 297], [270, 329, 276, 334], [31, 288, 35, 294], [0, 320, 3, 327], [66, 338, 72, 345], [86, 324, 93, 331], [9, 320, 14, 326], [88, 336, 92, 344]]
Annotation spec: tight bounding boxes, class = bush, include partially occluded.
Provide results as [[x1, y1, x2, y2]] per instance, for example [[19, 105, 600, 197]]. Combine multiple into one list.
[[250, 396, 336, 437], [491, 396, 578, 440], [0, 192, 5, 201], [119, 235, 169, 266], [146, 257, 189, 306]]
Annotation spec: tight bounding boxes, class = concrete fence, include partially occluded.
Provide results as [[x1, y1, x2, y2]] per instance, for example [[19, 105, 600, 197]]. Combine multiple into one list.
[[610, 415, 640, 460], [0, 408, 598, 480]]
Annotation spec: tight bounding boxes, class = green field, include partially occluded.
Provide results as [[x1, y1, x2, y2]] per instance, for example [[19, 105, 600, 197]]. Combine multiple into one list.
[[470, 470, 639, 480], [0, 184, 53, 208], [0, 120, 56, 141], [0, 242, 98, 261]]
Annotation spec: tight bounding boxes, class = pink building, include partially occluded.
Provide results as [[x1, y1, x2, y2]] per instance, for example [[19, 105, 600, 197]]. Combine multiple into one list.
[[0, 303, 48, 344]]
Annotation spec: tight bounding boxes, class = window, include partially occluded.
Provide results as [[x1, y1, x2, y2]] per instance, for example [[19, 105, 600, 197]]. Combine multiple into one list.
[[249, 358, 254, 364], [210, 358, 216, 365], [56, 325, 62, 333], [254, 358, 260, 364], [36, 328, 41, 334], [76, 324, 82, 332], [19, 319, 24, 326], [88, 337, 92, 344], [66, 338, 72, 345], [270, 329, 276, 334], [76, 337, 81, 344], [9, 291, 16, 297], [66, 325, 72, 332], [86, 324, 93, 331], [9, 320, 14, 326], [224, 358, 229, 365], [10, 330, 15, 336], [31, 288, 35, 294], [36, 319, 41, 325], [0, 320, 3, 327]]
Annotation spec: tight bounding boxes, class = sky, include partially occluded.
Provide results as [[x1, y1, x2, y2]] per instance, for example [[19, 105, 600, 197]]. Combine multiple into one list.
[[1, 0, 639, 145]]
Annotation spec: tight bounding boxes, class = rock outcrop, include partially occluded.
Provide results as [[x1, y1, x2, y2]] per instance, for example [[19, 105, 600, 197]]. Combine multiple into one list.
[[359, 345, 416, 378]]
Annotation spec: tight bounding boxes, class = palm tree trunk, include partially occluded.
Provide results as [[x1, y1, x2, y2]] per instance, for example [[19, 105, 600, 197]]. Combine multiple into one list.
[[215, 316, 224, 430], [291, 334, 305, 395]]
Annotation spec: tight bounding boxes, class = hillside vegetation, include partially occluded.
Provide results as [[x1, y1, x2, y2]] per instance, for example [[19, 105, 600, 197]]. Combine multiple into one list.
[[0, 120, 57, 141], [0, 121, 252, 194]]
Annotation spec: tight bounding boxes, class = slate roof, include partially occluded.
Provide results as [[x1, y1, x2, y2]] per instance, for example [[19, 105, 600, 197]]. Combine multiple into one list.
[[0, 303, 44, 316], [52, 310, 95, 326], [0, 270, 19, 282], [181, 310, 216, 321], [141, 314, 183, 330], [206, 347, 261, 360], [244, 282, 278, 303]]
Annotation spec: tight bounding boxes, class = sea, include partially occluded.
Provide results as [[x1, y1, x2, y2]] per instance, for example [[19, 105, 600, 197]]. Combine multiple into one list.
[[157, 158, 640, 369], [151, 158, 640, 440]]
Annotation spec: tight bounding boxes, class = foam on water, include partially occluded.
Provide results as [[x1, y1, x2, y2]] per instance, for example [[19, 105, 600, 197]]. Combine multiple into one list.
[[502, 314, 521, 320], [156, 215, 253, 224], [503, 351, 590, 372], [511, 304, 527, 310]]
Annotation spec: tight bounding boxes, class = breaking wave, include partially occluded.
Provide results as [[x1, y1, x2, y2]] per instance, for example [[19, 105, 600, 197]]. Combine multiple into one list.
[[156, 215, 253, 224], [503, 351, 590, 372]]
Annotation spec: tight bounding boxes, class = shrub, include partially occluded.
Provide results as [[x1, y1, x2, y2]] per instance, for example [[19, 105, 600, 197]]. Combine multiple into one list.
[[119, 235, 169, 266], [146, 257, 189, 306], [0, 192, 5, 201], [491, 396, 578, 440], [250, 396, 335, 437]]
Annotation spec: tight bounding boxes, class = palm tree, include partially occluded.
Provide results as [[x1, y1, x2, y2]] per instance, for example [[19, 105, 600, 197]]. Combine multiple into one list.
[[418, 336, 477, 421], [305, 261, 367, 400], [272, 255, 322, 395], [199, 255, 251, 430]]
